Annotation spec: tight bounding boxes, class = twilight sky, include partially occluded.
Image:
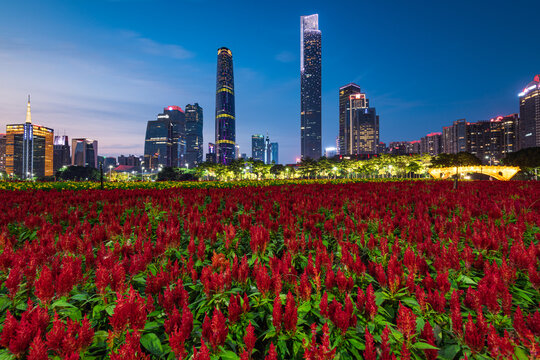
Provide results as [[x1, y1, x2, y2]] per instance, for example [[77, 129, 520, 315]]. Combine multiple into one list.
[[1, 0, 539, 164]]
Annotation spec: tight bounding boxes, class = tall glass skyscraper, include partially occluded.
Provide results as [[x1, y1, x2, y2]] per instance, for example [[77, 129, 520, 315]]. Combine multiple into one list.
[[185, 103, 203, 167], [72, 138, 98, 168], [215, 47, 236, 165], [144, 106, 185, 169], [518, 75, 540, 149], [300, 14, 322, 160], [251, 134, 265, 161]]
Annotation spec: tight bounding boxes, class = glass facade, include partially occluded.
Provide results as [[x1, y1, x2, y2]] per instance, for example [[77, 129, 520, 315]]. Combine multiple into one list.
[[53, 135, 71, 172], [6, 124, 54, 178], [185, 103, 203, 166], [144, 107, 185, 169], [301, 14, 322, 160], [270, 142, 279, 164], [251, 135, 265, 161], [215, 47, 236, 165], [518, 75, 540, 150], [72, 138, 98, 168], [341, 89, 379, 155], [0, 134, 5, 172], [339, 84, 362, 155]]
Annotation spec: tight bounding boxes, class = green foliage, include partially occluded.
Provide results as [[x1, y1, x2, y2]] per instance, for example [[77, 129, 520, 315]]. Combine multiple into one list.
[[56, 165, 101, 181]]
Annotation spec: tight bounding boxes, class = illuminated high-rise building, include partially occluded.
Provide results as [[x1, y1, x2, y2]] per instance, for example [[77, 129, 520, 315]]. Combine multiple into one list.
[[215, 47, 236, 164], [270, 142, 279, 164], [339, 83, 362, 155], [5, 96, 54, 179], [53, 135, 71, 172], [72, 138, 98, 168], [252, 135, 265, 161], [144, 106, 185, 169], [518, 75, 540, 149], [300, 14, 322, 160], [185, 103, 203, 166], [0, 134, 6, 173], [206, 143, 216, 163], [340, 85, 379, 155], [420, 133, 442, 156]]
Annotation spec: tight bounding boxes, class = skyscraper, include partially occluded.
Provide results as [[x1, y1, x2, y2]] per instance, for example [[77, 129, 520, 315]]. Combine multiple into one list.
[[420, 133, 442, 156], [518, 75, 540, 149], [185, 103, 203, 167], [6, 97, 54, 179], [215, 47, 236, 164], [339, 83, 362, 155], [270, 142, 279, 164], [0, 134, 6, 173], [339, 85, 379, 155], [72, 138, 98, 168], [144, 106, 185, 169], [206, 143, 216, 163], [53, 135, 71, 172], [265, 134, 271, 164], [300, 14, 322, 160], [252, 135, 265, 161]]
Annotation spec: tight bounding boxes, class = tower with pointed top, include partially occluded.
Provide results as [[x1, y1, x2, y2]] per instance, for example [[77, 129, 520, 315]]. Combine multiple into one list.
[[215, 47, 236, 165], [5, 96, 54, 179]]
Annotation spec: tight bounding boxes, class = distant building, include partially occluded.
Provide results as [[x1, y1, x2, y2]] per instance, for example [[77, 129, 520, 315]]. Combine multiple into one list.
[[144, 106, 185, 169], [53, 135, 71, 172], [388, 141, 420, 155], [6, 97, 54, 179], [72, 138, 98, 168], [300, 14, 322, 160], [443, 119, 467, 154], [118, 155, 140, 167], [466, 121, 490, 160], [215, 47, 236, 164], [518, 75, 540, 149], [103, 157, 117, 169], [0, 134, 6, 172], [270, 142, 279, 164], [265, 135, 271, 164], [420, 133, 442, 156], [339, 85, 379, 155], [252, 135, 265, 161], [185, 103, 203, 167], [324, 146, 337, 158], [241, 153, 247, 159], [206, 142, 216, 163], [235, 144, 240, 159]]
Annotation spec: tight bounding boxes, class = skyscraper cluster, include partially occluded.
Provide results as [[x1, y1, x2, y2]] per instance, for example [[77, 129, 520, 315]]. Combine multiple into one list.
[[385, 74, 540, 164], [251, 134, 278, 164]]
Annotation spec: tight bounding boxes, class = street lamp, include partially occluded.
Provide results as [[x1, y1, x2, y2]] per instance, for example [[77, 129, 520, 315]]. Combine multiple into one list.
[[142, 167, 145, 181], [185, 163, 189, 169], [108, 165, 113, 178]]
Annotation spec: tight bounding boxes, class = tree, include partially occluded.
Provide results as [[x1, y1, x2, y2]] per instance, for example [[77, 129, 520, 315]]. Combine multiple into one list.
[[431, 152, 481, 168], [56, 166, 100, 181]]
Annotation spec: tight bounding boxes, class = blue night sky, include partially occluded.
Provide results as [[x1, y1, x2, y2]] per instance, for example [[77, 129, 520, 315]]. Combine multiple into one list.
[[1, 0, 539, 164]]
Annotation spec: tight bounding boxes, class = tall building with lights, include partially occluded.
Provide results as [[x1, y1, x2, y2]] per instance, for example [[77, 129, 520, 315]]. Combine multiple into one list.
[[339, 85, 379, 155], [185, 103, 203, 167], [339, 83, 362, 155], [270, 142, 279, 164], [252, 134, 265, 161], [300, 14, 322, 160], [6, 96, 54, 179], [144, 106, 185, 169], [518, 75, 540, 149], [215, 47, 236, 164], [72, 138, 98, 168], [420, 133, 442, 156], [206, 143, 216, 163], [0, 134, 6, 173], [53, 135, 71, 172]]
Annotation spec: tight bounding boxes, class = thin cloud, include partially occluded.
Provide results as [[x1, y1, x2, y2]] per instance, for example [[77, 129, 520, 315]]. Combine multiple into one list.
[[275, 51, 295, 63], [120, 31, 195, 59]]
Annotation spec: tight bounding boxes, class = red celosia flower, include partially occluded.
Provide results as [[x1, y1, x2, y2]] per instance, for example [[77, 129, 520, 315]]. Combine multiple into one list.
[[396, 303, 416, 341], [244, 321, 256, 354], [193, 340, 211, 360], [28, 333, 48, 360], [421, 321, 438, 360], [400, 340, 411, 360], [320, 292, 329, 318], [365, 284, 378, 320], [228, 294, 242, 324], [210, 307, 228, 349], [109, 287, 148, 335], [283, 291, 297, 333], [464, 314, 485, 354], [364, 327, 376, 360], [265, 342, 277, 360], [110, 332, 150, 360], [35, 266, 55, 304], [381, 325, 392, 360], [450, 290, 463, 338]]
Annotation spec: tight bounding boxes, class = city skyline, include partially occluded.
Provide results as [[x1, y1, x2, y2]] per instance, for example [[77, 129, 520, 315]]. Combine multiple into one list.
[[1, 1, 540, 164]]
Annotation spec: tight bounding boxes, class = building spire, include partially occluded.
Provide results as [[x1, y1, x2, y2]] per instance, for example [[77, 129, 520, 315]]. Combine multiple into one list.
[[25, 95, 31, 123]]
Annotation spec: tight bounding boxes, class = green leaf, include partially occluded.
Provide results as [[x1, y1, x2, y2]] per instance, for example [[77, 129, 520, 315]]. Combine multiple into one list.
[[140, 333, 163, 358], [412, 342, 439, 350], [514, 347, 529, 360], [439, 344, 461, 360], [347, 338, 365, 351], [219, 350, 240, 360], [0, 349, 16, 360], [71, 293, 89, 301], [51, 299, 76, 308]]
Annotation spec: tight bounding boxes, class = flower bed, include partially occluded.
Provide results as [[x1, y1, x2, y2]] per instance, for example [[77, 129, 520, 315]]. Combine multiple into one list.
[[0, 181, 538, 359]]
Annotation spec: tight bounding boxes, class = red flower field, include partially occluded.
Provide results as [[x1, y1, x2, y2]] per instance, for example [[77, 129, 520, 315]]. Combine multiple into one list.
[[0, 180, 539, 359]]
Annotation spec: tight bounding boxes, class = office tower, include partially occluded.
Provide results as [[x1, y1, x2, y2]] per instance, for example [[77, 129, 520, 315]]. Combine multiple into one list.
[[0, 134, 6, 172], [206, 143, 216, 163], [270, 142, 279, 164], [518, 75, 540, 149], [6, 97, 54, 179], [420, 133, 442, 156], [265, 135, 271, 164], [241, 153, 247, 159], [251, 135, 265, 161], [97, 156, 105, 166], [185, 103, 203, 167], [466, 121, 490, 161], [388, 141, 420, 155], [144, 106, 185, 169], [487, 114, 518, 163], [215, 47, 236, 164], [53, 135, 71, 172], [442, 119, 467, 154], [235, 144, 240, 159], [340, 86, 379, 155], [335, 136, 340, 155], [103, 157, 117, 169], [166, 106, 186, 167], [339, 83, 362, 155], [300, 14, 322, 160], [72, 138, 98, 168]]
